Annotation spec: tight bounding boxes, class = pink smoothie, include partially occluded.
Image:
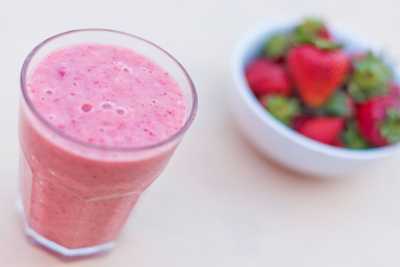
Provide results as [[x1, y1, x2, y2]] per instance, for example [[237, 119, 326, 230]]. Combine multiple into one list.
[[20, 44, 186, 249]]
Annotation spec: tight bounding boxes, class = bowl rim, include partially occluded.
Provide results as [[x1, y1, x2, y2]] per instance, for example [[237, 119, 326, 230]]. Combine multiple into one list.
[[232, 18, 400, 160]]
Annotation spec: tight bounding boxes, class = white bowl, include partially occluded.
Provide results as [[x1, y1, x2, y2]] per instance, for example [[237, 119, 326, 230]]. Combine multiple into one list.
[[231, 19, 400, 177]]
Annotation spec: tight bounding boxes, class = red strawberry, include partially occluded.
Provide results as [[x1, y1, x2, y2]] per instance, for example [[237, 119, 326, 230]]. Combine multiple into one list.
[[293, 116, 310, 130], [356, 85, 400, 146], [287, 45, 350, 107], [295, 117, 345, 145], [332, 137, 344, 147], [245, 58, 292, 97]]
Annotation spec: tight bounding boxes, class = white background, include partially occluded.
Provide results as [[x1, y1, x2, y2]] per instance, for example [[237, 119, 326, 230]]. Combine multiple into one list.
[[2, 0, 400, 266]]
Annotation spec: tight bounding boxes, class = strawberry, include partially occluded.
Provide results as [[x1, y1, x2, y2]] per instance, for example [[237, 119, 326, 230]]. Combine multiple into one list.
[[295, 117, 345, 145], [292, 115, 310, 130], [356, 85, 400, 146], [245, 58, 292, 96], [332, 137, 345, 147], [287, 45, 350, 107]]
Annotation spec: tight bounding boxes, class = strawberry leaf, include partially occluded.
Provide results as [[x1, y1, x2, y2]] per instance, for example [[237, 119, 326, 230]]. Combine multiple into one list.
[[312, 38, 342, 50], [291, 17, 341, 50], [292, 17, 324, 44], [348, 52, 392, 102], [320, 91, 352, 117], [380, 109, 400, 143], [263, 96, 301, 125], [264, 33, 291, 59], [342, 121, 369, 149]]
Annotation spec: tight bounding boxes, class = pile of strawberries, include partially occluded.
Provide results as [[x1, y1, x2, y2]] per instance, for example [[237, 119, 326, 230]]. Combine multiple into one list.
[[245, 17, 400, 148]]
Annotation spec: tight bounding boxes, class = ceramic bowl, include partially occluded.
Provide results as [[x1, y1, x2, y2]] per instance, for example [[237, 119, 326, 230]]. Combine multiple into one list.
[[231, 19, 400, 177]]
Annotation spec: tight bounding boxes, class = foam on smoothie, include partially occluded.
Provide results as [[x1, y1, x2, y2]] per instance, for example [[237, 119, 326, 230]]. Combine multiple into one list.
[[27, 44, 186, 148]]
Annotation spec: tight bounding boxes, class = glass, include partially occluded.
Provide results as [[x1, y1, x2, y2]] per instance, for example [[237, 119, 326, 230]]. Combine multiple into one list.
[[18, 29, 197, 257]]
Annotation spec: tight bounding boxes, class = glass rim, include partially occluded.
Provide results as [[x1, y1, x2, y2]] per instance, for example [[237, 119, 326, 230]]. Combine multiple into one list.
[[20, 28, 198, 153]]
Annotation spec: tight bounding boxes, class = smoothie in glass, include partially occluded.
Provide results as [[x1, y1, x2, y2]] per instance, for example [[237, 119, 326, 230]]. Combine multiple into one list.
[[19, 30, 197, 257]]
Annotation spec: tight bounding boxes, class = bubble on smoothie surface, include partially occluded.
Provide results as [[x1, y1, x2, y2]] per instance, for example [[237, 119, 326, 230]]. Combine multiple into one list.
[[27, 44, 186, 148], [101, 102, 113, 110], [116, 107, 126, 115], [81, 104, 93, 112]]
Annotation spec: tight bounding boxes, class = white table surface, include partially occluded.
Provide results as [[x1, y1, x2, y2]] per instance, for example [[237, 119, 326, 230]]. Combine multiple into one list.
[[2, 0, 400, 266]]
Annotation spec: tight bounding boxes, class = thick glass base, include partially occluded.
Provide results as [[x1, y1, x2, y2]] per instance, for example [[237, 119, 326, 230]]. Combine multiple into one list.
[[24, 225, 115, 257], [17, 200, 114, 257]]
